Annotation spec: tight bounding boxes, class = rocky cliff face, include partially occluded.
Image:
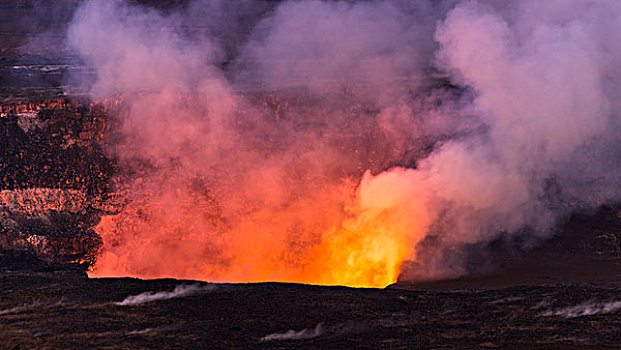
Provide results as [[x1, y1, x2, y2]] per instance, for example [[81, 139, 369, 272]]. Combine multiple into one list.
[[0, 96, 116, 271]]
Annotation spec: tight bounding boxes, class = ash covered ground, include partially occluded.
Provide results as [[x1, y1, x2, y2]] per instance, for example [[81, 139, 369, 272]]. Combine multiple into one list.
[[1, 0, 621, 348]]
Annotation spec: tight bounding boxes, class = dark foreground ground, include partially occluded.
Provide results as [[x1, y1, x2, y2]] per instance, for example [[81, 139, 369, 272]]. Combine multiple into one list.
[[2, 206, 620, 349], [0, 271, 619, 349]]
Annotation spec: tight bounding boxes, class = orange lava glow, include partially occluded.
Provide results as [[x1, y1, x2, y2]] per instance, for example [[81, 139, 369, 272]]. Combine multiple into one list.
[[90, 170, 429, 288]]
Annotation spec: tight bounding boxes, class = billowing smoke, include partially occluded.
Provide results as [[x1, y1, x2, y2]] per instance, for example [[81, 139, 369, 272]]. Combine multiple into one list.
[[62, 0, 621, 287], [403, 0, 621, 277]]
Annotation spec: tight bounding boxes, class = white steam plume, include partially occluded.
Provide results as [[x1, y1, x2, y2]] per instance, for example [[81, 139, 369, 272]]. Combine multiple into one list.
[[388, 0, 621, 278]]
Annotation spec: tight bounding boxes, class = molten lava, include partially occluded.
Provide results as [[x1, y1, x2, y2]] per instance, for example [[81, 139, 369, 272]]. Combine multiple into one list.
[[91, 169, 429, 288]]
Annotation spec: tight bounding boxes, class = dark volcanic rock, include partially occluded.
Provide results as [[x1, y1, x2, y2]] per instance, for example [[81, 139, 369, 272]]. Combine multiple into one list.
[[0, 273, 619, 349], [0, 97, 115, 271]]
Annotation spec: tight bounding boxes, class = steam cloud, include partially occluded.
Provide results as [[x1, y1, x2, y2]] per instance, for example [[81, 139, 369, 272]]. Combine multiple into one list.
[[61, 0, 621, 286]]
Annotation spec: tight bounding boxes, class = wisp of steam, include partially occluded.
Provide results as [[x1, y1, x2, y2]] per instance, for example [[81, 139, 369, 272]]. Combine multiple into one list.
[[54, 0, 621, 287], [542, 300, 621, 318], [260, 323, 324, 342], [117, 284, 214, 306]]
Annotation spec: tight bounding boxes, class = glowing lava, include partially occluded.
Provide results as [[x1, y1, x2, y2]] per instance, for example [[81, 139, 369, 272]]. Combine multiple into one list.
[[91, 169, 429, 288]]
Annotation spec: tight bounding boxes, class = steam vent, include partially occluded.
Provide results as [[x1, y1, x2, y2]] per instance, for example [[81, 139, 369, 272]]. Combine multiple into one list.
[[1, 0, 621, 348]]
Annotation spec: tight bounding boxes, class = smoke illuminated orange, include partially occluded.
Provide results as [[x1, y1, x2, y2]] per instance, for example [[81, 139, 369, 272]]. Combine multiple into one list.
[[91, 167, 430, 288]]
